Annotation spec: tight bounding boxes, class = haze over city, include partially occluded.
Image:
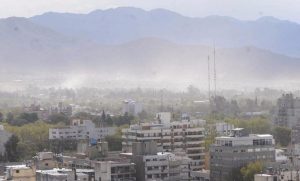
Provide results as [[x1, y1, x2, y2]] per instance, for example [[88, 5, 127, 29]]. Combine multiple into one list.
[[0, 1, 300, 181]]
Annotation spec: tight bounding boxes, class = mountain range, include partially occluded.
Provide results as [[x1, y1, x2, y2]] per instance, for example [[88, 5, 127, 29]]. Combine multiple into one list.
[[31, 7, 300, 57], [0, 7, 300, 89]]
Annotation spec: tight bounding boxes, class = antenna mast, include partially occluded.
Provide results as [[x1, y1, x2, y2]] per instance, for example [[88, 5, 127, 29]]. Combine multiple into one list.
[[213, 45, 217, 98], [207, 56, 211, 99]]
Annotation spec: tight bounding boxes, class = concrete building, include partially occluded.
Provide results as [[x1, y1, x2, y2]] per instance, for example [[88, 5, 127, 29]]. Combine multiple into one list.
[[94, 160, 136, 181], [215, 122, 234, 136], [36, 168, 89, 181], [4, 165, 36, 181], [191, 170, 210, 181], [0, 125, 11, 156], [131, 141, 191, 181], [273, 93, 300, 128], [34, 152, 58, 170], [210, 128, 275, 181], [122, 116, 205, 170], [254, 174, 276, 181], [49, 119, 116, 141], [49, 102, 73, 117], [122, 100, 143, 116]]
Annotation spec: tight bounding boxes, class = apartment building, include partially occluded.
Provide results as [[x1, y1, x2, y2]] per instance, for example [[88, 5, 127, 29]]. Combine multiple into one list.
[[215, 122, 234, 136], [122, 116, 205, 170], [122, 100, 143, 116], [94, 160, 136, 181], [131, 141, 191, 181], [273, 93, 300, 128], [49, 119, 116, 141], [210, 128, 275, 181]]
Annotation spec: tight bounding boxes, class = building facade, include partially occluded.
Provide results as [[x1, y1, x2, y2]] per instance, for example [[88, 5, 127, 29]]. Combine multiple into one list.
[[122, 118, 205, 170], [210, 128, 275, 181], [131, 141, 191, 181], [94, 160, 136, 181], [273, 93, 300, 128], [49, 119, 116, 141]]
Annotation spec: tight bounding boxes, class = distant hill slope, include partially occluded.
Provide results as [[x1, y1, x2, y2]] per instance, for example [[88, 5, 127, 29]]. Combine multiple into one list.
[[31, 7, 300, 57], [0, 16, 299, 87]]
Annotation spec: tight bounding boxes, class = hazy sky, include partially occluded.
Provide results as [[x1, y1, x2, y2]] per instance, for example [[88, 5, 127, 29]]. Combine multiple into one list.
[[1, 0, 300, 22]]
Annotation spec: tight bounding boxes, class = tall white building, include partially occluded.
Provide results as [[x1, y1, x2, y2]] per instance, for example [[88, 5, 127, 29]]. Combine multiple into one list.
[[122, 115, 205, 170], [122, 100, 143, 116], [215, 122, 235, 136], [49, 119, 116, 141]]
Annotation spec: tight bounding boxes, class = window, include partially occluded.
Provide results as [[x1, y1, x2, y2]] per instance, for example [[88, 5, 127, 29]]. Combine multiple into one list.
[[16, 170, 20, 173]]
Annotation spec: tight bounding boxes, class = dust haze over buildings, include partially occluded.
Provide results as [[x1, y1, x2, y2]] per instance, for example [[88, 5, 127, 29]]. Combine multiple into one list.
[[0, 6, 300, 91]]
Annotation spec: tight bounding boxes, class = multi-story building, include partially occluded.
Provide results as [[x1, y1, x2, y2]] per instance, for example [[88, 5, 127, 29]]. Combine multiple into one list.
[[215, 122, 234, 136], [49, 119, 116, 141], [210, 128, 275, 181], [49, 102, 73, 117], [131, 141, 191, 181], [122, 116, 205, 170], [94, 160, 136, 181], [122, 100, 143, 116], [191, 169, 210, 181], [273, 93, 300, 128]]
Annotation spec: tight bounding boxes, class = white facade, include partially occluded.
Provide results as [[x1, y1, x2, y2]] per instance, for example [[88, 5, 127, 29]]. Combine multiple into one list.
[[215, 122, 234, 136], [142, 152, 190, 181], [254, 174, 275, 181], [215, 134, 274, 147], [155, 112, 171, 125], [122, 119, 205, 170], [122, 100, 143, 116], [49, 120, 116, 141]]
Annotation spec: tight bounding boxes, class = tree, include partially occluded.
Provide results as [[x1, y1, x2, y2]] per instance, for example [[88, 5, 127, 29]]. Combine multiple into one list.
[[0, 112, 3, 122], [138, 110, 148, 120], [273, 126, 291, 147], [18, 113, 38, 123], [105, 135, 122, 151], [4, 121, 54, 160], [240, 161, 263, 181], [6, 112, 14, 122], [4, 134, 20, 162], [48, 113, 69, 124]]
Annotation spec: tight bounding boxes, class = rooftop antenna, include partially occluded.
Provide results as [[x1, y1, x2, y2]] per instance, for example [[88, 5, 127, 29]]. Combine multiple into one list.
[[213, 44, 217, 98], [207, 55, 211, 100]]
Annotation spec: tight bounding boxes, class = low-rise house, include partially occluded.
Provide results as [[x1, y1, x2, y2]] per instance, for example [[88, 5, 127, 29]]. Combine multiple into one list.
[[4, 165, 36, 181]]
